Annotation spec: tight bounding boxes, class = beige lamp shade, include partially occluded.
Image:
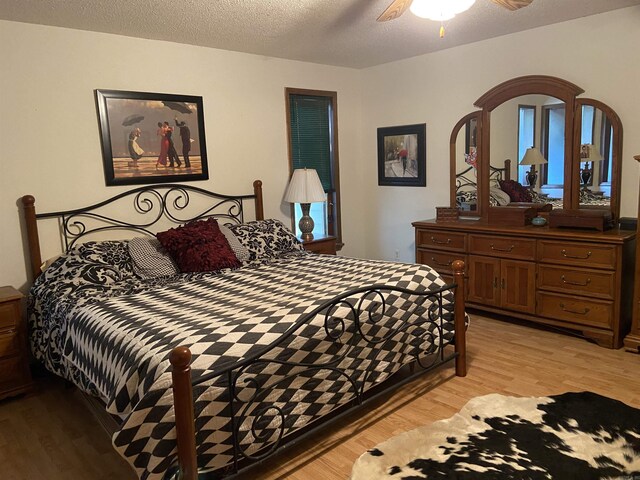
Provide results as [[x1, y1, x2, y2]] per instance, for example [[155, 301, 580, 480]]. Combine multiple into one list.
[[283, 168, 326, 204], [519, 147, 548, 166], [580, 144, 604, 162]]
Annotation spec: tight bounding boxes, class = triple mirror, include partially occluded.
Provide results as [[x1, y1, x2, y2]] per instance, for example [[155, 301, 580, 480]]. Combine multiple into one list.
[[450, 75, 622, 221]]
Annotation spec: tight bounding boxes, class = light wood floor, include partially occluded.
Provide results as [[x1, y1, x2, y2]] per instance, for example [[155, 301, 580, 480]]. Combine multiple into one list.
[[2, 315, 639, 480]]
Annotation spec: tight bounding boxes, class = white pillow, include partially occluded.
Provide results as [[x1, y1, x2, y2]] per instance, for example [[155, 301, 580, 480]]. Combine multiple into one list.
[[490, 187, 511, 206]]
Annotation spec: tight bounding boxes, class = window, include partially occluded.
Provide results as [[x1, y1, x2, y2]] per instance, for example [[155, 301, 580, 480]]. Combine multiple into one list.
[[517, 105, 536, 185], [285, 88, 341, 246], [541, 104, 565, 186], [581, 105, 595, 144], [599, 113, 613, 184]]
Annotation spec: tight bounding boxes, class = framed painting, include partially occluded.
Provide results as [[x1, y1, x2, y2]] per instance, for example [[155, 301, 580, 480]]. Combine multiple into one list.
[[95, 89, 209, 186], [377, 123, 426, 187]]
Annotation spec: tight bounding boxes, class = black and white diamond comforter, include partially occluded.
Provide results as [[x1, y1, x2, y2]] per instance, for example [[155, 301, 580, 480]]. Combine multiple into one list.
[[29, 247, 454, 480]]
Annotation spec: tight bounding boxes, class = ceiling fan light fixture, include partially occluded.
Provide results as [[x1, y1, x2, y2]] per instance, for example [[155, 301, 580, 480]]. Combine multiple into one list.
[[409, 0, 476, 21]]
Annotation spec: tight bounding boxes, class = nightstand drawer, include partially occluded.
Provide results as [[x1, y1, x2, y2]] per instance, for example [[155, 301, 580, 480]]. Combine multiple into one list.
[[537, 292, 612, 328], [469, 234, 536, 261], [0, 356, 22, 385], [537, 265, 615, 300], [0, 331, 19, 358], [416, 229, 466, 252], [538, 241, 617, 270], [0, 302, 19, 330]]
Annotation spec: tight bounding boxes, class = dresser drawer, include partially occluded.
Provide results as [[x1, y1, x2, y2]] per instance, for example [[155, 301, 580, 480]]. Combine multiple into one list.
[[0, 331, 19, 358], [537, 265, 615, 300], [0, 302, 19, 331], [416, 248, 466, 274], [469, 234, 535, 261], [416, 229, 466, 252], [537, 292, 613, 328], [538, 241, 617, 270]]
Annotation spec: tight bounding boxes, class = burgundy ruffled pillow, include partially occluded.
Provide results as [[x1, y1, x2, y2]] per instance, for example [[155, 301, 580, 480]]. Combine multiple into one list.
[[498, 179, 532, 203], [156, 218, 241, 273]]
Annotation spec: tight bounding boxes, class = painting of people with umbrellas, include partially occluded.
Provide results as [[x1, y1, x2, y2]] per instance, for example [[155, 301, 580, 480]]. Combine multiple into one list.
[[96, 90, 208, 186]]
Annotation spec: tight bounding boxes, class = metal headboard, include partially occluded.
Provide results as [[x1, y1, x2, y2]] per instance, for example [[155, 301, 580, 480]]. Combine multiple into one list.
[[22, 181, 264, 281], [455, 159, 512, 195]]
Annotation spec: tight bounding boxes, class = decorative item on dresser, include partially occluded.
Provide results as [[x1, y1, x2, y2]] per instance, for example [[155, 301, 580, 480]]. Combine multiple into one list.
[[301, 234, 337, 255], [0, 286, 33, 400], [413, 219, 635, 348], [623, 154, 640, 352]]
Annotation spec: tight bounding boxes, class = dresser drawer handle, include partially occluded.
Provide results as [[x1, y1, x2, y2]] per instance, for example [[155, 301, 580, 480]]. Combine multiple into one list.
[[430, 236, 451, 245], [490, 243, 514, 253], [561, 249, 592, 260], [561, 275, 591, 287], [430, 257, 453, 267], [559, 303, 590, 315]]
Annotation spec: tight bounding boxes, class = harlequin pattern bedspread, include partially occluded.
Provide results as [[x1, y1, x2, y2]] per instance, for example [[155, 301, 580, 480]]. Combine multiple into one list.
[[29, 245, 454, 479]]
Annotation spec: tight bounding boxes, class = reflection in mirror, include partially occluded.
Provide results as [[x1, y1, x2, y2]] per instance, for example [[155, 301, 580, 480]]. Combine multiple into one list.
[[453, 114, 480, 215], [490, 95, 564, 208], [578, 105, 612, 209]]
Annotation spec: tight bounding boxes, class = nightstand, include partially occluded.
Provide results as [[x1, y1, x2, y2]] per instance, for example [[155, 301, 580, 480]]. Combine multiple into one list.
[[301, 235, 337, 255], [0, 286, 33, 400]]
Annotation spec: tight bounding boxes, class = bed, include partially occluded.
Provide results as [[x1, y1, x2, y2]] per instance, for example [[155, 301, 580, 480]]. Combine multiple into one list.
[[455, 159, 611, 209], [21, 181, 466, 480]]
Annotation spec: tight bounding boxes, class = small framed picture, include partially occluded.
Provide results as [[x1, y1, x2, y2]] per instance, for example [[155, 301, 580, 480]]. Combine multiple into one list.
[[377, 123, 426, 187], [95, 89, 209, 186]]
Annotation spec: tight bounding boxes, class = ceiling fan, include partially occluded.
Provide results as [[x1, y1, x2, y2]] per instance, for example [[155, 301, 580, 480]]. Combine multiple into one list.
[[377, 0, 534, 23]]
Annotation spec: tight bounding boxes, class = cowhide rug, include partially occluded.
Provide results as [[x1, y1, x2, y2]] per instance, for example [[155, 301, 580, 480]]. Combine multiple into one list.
[[351, 392, 640, 479]]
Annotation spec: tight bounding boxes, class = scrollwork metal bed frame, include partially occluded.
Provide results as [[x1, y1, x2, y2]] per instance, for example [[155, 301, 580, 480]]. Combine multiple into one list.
[[456, 159, 511, 201], [20, 180, 466, 480]]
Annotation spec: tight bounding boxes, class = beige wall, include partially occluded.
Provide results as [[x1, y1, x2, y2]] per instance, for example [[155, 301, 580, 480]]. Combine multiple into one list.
[[0, 20, 364, 290], [2, 6, 639, 290], [360, 6, 640, 262]]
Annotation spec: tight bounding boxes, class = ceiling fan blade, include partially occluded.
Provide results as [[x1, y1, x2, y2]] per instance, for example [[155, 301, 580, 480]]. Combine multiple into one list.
[[377, 0, 414, 22], [491, 0, 534, 11]]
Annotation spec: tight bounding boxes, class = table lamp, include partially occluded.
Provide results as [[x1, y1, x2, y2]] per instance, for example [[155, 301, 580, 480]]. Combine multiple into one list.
[[519, 147, 548, 188], [579, 144, 604, 186], [283, 168, 326, 241]]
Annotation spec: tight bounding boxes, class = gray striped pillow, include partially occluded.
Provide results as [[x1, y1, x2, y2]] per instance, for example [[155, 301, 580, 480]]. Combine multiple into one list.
[[219, 224, 251, 263], [129, 237, 179, 279]]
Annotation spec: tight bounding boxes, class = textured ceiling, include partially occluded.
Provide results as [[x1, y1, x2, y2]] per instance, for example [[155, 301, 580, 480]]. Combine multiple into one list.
[[2, 0, 639, 68]]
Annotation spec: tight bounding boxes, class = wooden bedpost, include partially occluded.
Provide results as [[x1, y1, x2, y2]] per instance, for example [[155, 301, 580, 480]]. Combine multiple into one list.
[[253, 180, 264, 220], [22, 195, 43, 281], [504, 159, 511, 181], [452, 260, 467, 377], [170, 346, 198, 480]]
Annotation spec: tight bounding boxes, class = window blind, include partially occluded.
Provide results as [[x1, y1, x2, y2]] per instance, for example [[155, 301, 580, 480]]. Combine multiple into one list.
[[289, 95, 333, 191]]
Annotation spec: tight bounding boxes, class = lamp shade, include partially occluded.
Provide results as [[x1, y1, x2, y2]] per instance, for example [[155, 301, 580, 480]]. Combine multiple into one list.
[[410, 0, 476, 21], [519, 147, 548, 166], [283, 168, 326, 204], [580, 144, 604, 162]]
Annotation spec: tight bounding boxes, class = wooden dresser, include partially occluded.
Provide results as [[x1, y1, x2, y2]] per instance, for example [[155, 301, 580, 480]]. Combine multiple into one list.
[[413, 219, 636, 348], [623, 154, 640, 352], [0, 286, 33, 400]]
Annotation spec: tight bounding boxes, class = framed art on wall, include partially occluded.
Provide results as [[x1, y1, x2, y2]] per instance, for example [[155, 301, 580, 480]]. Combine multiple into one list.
[[377, 123, 426, 187], [95, 89, 209, 186]]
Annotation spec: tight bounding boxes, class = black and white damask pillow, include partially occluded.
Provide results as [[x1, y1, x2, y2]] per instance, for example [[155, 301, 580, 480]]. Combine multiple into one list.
[[228, 219, 303, 261]]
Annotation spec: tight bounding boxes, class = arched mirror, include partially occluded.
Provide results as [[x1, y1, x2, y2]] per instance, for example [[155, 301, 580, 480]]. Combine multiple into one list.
[[574, 98, 623, 219], [490, 94, 566, 207], [449, 75, 623, 221], [450, 111, 481, 216]]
